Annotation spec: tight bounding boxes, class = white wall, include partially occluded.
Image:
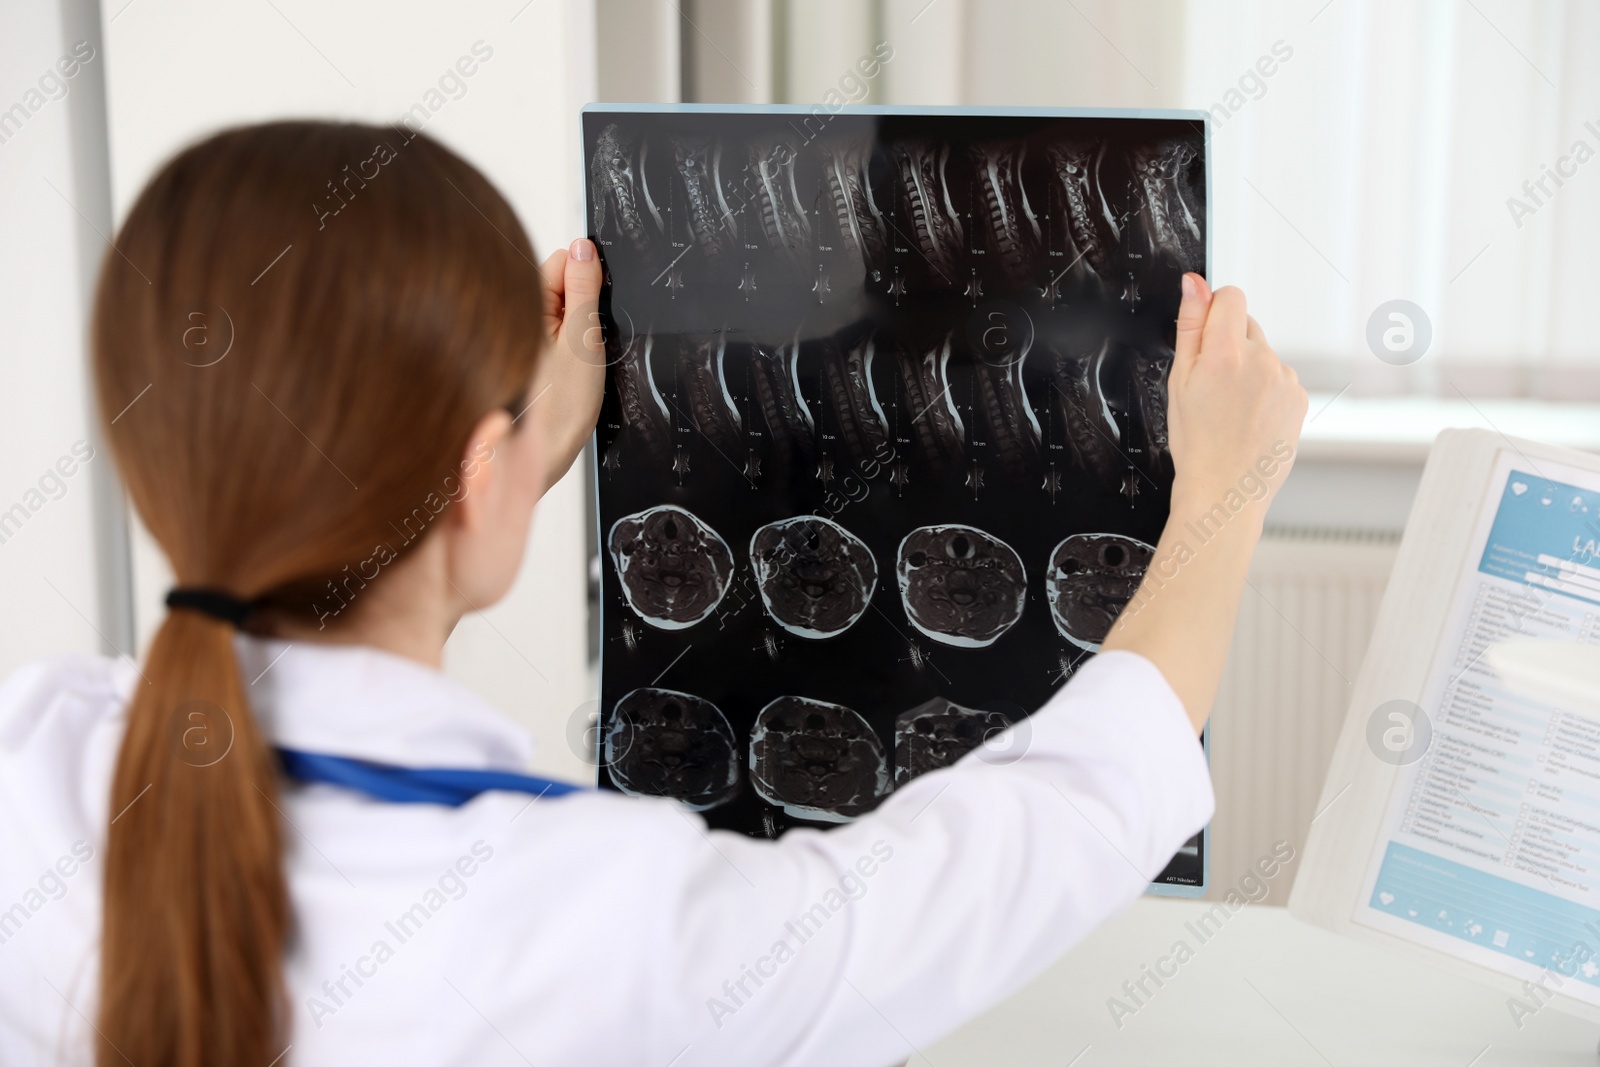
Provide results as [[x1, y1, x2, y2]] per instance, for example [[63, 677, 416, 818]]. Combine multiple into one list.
[[0, 1, 127, 675], [102, 0, 599, 780]]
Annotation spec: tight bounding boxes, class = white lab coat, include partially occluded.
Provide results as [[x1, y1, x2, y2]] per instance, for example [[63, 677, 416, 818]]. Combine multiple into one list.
[[0, 637, 1211, 1066]]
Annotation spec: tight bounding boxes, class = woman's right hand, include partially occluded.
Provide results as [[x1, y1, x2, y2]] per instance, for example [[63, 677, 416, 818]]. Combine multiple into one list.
[[1166, 273, 1308, 518]]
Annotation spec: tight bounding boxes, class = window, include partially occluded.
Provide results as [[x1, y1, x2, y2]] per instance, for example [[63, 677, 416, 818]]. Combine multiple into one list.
[[604, 0, 1600, 400]]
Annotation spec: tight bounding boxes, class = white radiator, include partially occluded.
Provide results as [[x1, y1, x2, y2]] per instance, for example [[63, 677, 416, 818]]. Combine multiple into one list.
[[1204, 528, 1400, 902]]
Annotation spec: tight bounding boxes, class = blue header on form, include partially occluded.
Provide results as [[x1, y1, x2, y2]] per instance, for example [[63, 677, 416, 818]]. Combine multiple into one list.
[[1478, 470, 1600, 607]]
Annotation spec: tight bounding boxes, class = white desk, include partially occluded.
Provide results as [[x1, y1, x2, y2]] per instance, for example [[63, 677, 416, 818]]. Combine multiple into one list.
[[925, 898, 1599, 1066]]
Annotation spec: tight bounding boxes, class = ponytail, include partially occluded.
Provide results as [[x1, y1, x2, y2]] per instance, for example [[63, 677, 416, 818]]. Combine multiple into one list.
[[99, 609, 288, 1066]]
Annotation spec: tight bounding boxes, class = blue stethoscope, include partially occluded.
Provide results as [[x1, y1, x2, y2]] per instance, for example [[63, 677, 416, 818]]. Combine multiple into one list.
[[277, 748, 588, 806]]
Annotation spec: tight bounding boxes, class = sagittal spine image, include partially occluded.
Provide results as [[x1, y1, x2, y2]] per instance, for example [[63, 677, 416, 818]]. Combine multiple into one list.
[[974, 354, 1043, 479], [894, 697, 1012, 785], [1133, 344, 1174, 473], [590, 123, 664, 258], [680, 334, 744, 458], [748, 338, 817, 476], [1046, 532, 1155, 650], [591, 120, 1202, 307], [605, 687, 740, 811], [820, 136, 889, 276], [896, 525, 1028, 648], [892, 140, 963, 285], [1130, 138, 1204, 277], [897, 334, 965, 471], [750, 515, 878, 639], [613, 333, 672, 461], [1045, 140, 1120, 288], [1051, 341, 1122, 480], [970, 141, 1041, 284], [750, 135, 811, 273], [820, 332, 892, 467], [670, 135, 740, 268], [749, 695, 890, 822], [607, 505, 735, 630]]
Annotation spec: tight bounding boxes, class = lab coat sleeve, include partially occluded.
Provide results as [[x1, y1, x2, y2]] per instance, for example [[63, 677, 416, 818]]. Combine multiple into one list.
[[655, 650, 1214, 1067]]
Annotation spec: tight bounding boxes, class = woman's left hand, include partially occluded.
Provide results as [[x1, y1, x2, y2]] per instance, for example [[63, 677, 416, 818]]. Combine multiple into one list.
[[529, 238, 605, 493]]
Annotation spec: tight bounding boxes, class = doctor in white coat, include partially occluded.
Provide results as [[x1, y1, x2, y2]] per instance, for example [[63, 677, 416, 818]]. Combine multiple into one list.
[[0, 121, 1305, 1067]]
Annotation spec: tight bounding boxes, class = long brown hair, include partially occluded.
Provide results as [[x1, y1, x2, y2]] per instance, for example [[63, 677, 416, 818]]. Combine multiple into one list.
[[91, 121, 545, 1066]]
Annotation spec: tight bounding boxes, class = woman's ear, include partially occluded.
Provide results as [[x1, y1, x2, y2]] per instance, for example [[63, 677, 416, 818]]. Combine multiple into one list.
[[451, 407, 514, 534]]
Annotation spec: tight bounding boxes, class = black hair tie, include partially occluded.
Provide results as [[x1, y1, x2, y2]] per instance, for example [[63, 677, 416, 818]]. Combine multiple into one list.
[[165, 587, 257, 628]]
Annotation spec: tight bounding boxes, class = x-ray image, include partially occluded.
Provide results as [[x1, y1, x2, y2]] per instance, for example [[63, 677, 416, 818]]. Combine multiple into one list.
[[1046, 532, 1157, 651], [894, 697, 1011, 785], [896, 525, 1027, 648], [751, 516, 878, 639], [750, 696, 890, 822], [605, 687, 741, 811], [607, 505, 734, 630], [588, 106, 1208, 892]]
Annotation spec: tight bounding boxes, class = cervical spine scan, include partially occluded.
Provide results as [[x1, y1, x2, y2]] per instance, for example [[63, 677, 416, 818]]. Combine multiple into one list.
[[605, 687, 740, 811], [894, 698, 1011, 784], [1046, 532, 1155, 651], [607, 505, 735, 630], [896, 525, 1027, 648], [750, 516, 878, 639], [749, 696, 889, 822]]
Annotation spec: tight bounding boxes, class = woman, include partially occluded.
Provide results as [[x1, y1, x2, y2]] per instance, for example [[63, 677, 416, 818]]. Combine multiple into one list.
[[0, 122, 1304, 1066]]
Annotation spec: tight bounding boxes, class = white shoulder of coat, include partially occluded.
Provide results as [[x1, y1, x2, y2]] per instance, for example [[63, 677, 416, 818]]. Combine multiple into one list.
[[0, 652, 135, 753]]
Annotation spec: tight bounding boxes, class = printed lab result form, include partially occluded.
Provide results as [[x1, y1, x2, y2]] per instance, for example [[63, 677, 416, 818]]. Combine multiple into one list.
[[1356, 453, 1600, 1003]]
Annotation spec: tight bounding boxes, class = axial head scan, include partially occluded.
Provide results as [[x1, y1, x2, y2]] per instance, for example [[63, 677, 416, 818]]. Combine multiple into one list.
[[749, 696, 889, 822], [893, 697, 1012, 784], [1046, 532, 1155, 650], [605, 687, 740, 811], [607, 505, 734, 630], [750, 516, 878, 639], [896, 525, 1027, 648]]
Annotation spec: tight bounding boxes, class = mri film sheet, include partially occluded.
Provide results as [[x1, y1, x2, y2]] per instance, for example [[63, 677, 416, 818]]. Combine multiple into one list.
[[587, 107, 1206, 890]]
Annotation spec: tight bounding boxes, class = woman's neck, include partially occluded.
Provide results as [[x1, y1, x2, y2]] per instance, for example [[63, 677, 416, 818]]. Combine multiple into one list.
[[265, 534, 460, 669]]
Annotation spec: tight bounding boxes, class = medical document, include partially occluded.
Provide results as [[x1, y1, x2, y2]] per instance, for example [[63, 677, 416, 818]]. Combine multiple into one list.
[[1357, 454, 1600, 1002]]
